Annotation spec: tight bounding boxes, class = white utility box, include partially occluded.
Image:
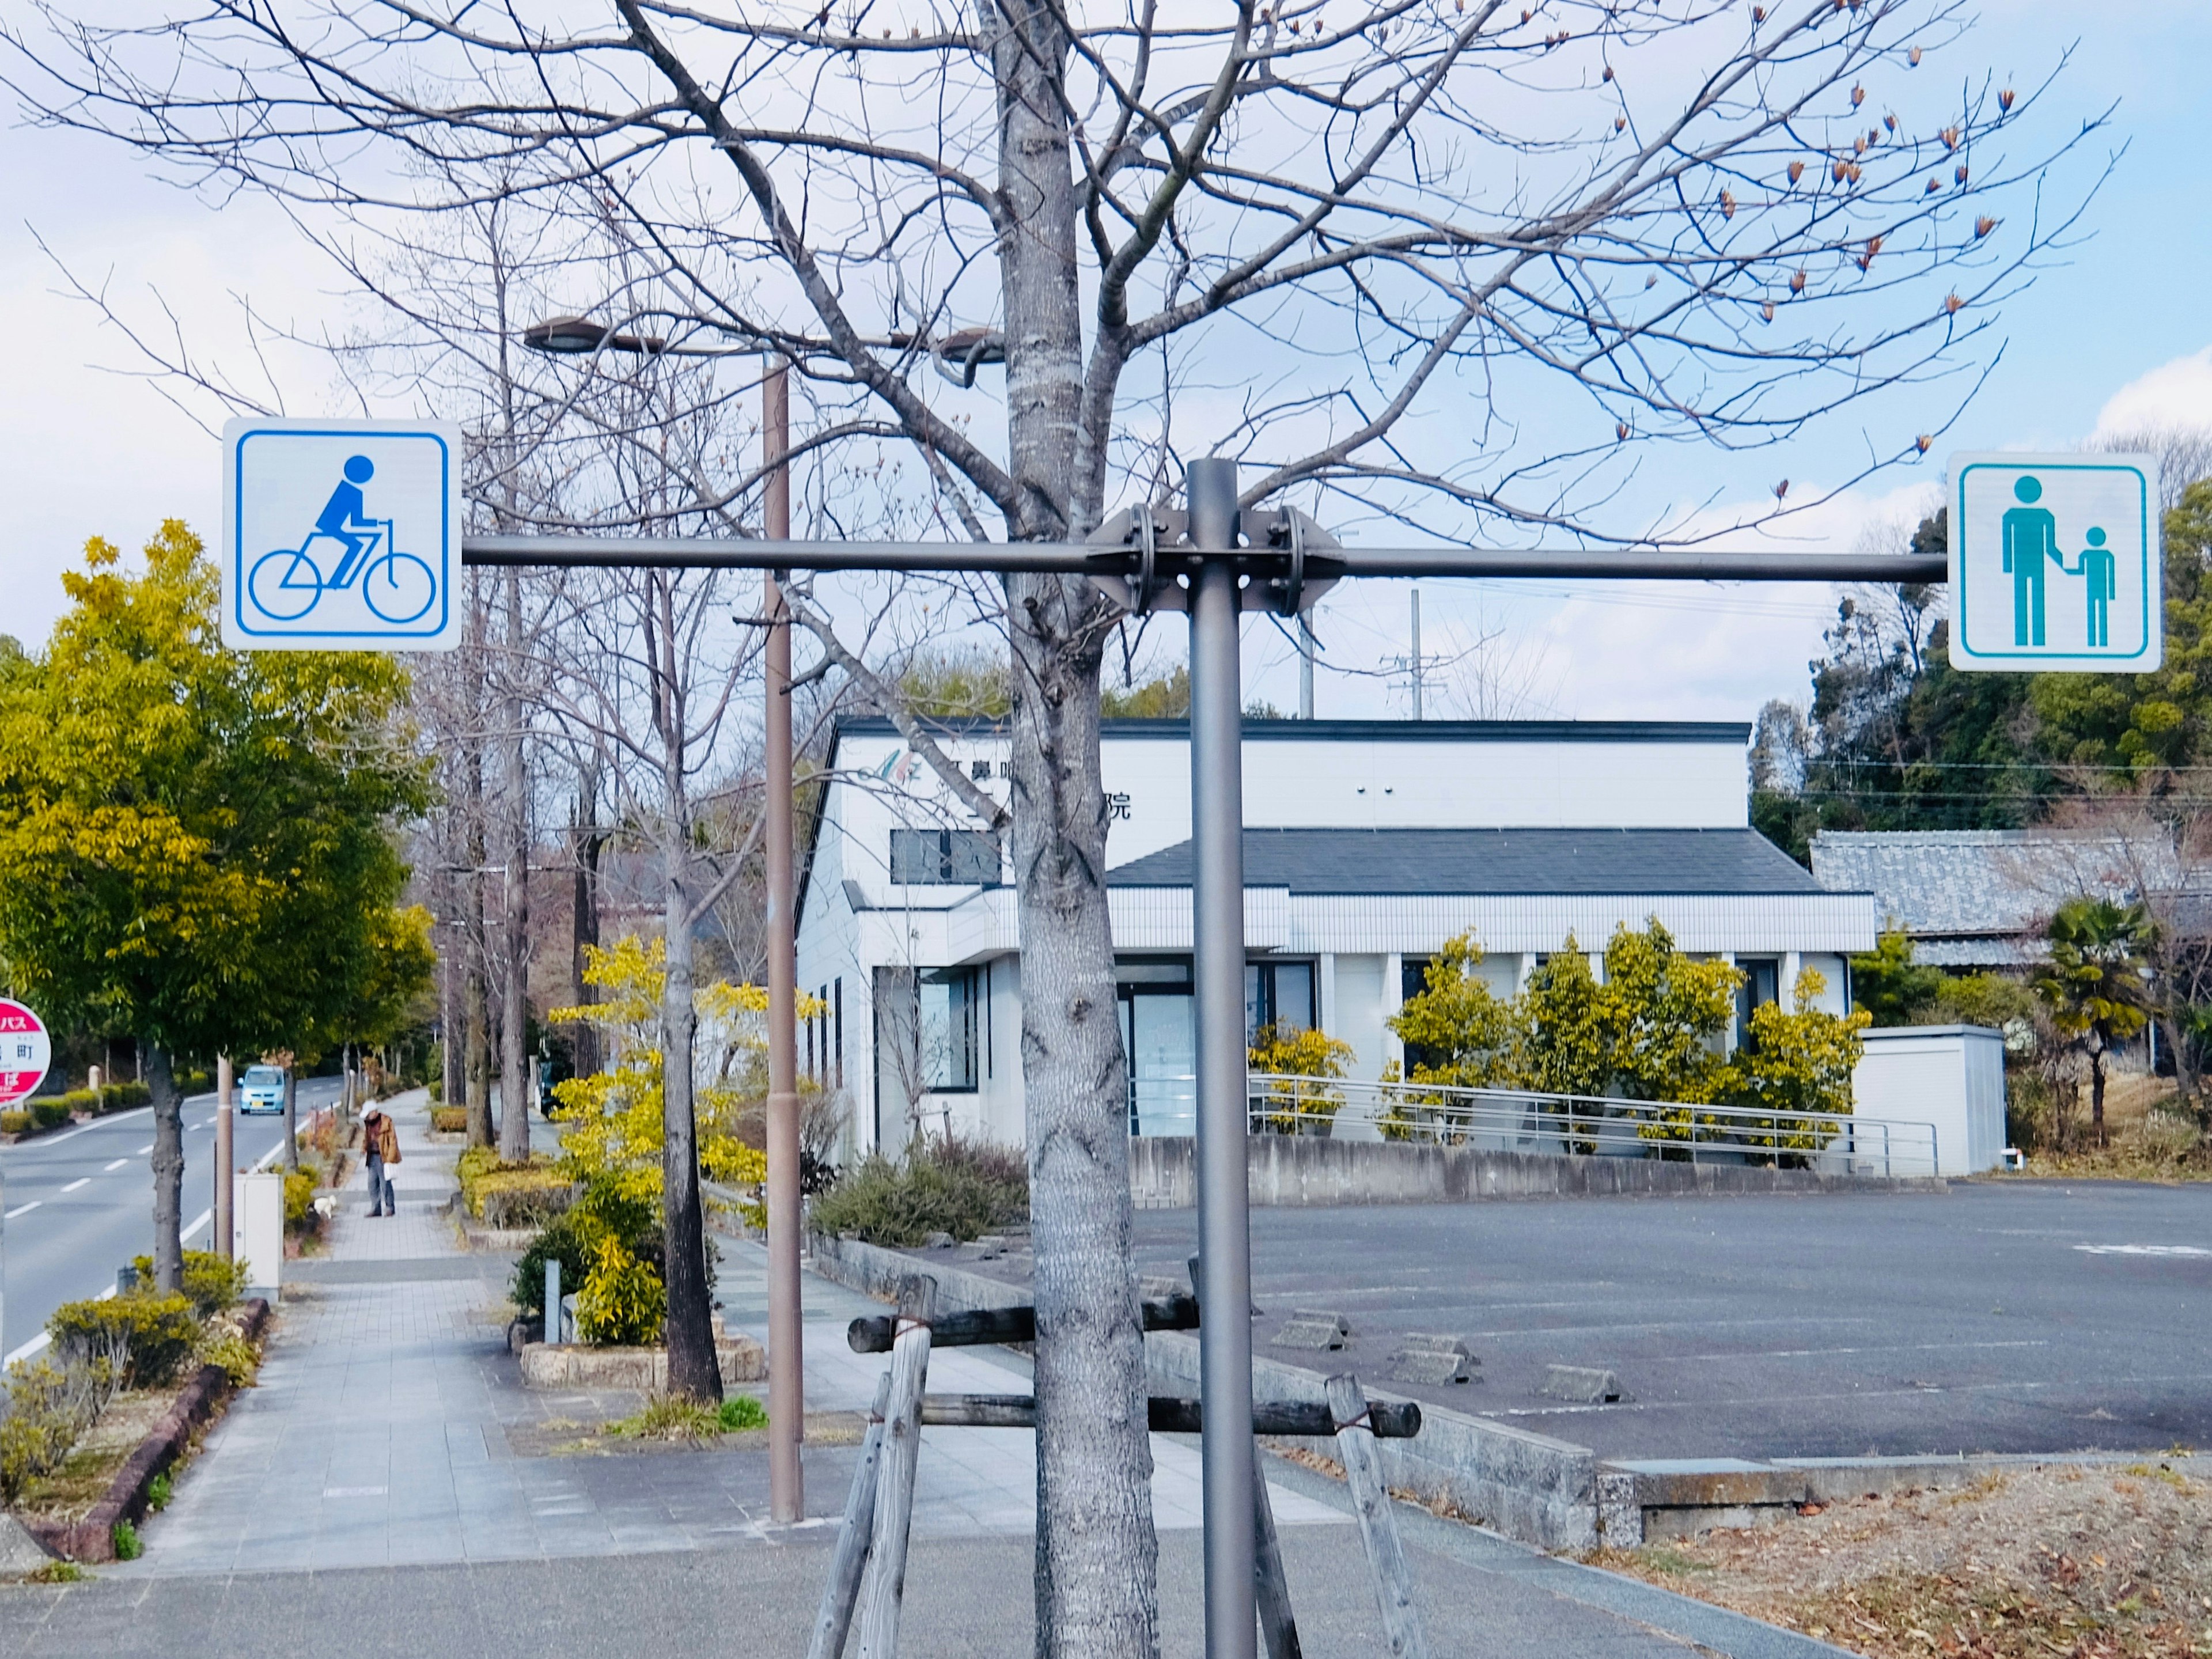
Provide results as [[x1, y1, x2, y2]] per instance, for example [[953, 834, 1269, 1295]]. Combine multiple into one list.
[[1853, 1024, 2009, 1176], [236, 1169, 285, 1294]]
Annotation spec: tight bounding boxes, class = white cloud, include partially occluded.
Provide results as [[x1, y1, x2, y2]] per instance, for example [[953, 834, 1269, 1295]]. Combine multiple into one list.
[[2094, 347, 2212, 438]]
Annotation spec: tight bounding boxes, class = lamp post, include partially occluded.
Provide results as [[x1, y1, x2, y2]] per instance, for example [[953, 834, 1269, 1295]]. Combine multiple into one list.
[[524, 317, 806, 1519]]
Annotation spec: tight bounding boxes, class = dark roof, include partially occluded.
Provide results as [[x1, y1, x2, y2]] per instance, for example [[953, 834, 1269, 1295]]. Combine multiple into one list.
[[831, 716, 1748, 745], [1106, 828, 1828, 897]]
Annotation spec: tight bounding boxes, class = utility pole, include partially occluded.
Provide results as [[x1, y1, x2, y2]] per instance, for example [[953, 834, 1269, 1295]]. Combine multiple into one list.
[[1410, 589, 1423, 719], [215, 1055, 234, 1259], [1185, 459, 1257, 1659], [1297, 612, 1316, 720], [763, 359, 805, 1525]]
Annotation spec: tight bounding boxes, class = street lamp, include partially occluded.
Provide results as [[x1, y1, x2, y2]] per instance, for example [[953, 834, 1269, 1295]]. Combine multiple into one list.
[[522, 315, 667, 357]]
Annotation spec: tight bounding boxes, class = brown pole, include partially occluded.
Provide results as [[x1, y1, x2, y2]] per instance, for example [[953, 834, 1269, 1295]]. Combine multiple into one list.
[[764, 357, 805, 1523], [214, 1055, 235, 1260]]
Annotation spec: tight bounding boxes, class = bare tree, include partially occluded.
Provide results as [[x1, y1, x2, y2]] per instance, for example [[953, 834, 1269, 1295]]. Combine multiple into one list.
[[2094, 426, 2212, 512], [10, 0, 2103, 1643]]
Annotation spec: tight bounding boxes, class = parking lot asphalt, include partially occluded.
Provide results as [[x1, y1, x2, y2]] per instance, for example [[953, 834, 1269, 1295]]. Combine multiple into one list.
[[1129, 1180, 2212, 1462]]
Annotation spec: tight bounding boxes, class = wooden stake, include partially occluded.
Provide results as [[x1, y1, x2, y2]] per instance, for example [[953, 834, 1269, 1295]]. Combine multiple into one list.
[[855, 1274, 935, 1659], [1253, 1456, 1304, 1659], [1325, 1373, 1427, 1659], [806, 1372, 892, 1659]]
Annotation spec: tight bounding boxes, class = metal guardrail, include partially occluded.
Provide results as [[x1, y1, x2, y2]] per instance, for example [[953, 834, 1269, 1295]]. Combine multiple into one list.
[[1132, 1073, 1938, 1178]]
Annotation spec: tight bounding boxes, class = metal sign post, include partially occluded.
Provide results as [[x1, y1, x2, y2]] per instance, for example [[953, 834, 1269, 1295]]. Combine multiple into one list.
[[262, 415, 2142, 1653]]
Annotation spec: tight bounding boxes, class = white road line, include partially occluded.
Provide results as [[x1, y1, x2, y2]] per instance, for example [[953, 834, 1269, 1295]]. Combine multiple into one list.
[[33, 1106, 154, 1147], [2075, 1243, 2211, 1257], [59, 1179, 89, 1194], [136, 1144, 153, 1156], [183, 1208, 212, 1241], [3, 1332, 51, 1366], [3, 1200, 38, 1220], [104, 1158, 128, 1172]]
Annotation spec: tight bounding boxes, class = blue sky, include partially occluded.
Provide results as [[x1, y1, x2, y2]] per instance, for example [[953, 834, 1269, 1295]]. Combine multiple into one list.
[[3, 1, 2207, 726]]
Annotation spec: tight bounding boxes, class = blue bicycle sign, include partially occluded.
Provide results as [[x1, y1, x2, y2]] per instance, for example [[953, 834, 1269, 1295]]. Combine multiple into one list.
[[222, 419, 462, 652]]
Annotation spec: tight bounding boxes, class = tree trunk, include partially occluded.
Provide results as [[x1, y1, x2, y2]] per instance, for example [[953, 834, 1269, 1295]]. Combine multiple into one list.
[[499, 569, 535, 1164], [282, 1063, 299, 1172], [147, 1046, 184, 1291], [993, 10, 1160, 1652], [661, 825, 721, 1402], [440, 897, 462, 1109], [571, 767, 603, 1081], [2090, 1040, 2108, 1148]]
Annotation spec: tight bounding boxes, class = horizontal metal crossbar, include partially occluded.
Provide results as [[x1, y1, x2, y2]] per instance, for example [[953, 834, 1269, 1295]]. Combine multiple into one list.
[[462, 533, 1944, 584], [1128, 1074, 1940, 1177], [916, 1392, 1424, 1438]]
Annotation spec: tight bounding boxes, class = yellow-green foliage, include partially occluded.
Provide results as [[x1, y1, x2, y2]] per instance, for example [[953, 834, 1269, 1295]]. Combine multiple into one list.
[[130, 1250, 248, 1319], [1394, 921, 1738, 1105], [455, 1144, 570, 1221], [575, 1235, 666, 1347], [49, 1291, 199, 1389], [0, 1361, 112, 1503], [1732, 969, 1871, 1126], [1248, 1022, 1356, 1134]]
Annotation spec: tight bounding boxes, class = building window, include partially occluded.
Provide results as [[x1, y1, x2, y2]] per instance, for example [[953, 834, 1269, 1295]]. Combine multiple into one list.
[[1245, 960, 1315, 1043], [1735, 957, 1781, 1050], [1118, 957, 1194, 1136], [890, 827, 1002, 885], [921, 967, 982, 1091]]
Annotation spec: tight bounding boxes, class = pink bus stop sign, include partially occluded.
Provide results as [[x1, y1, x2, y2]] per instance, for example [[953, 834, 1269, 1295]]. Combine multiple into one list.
[[0, 999, 51, 1109]]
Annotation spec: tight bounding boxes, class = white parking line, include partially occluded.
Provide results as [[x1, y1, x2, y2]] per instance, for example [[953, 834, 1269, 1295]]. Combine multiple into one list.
[[59, 1179, 89, 1194], [3, 1200, 38, 1220], [104, 1158, 128, 1172]]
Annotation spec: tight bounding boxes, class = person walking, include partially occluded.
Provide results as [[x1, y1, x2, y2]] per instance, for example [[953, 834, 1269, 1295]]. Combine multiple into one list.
[[361, 1103, 400, 1217]]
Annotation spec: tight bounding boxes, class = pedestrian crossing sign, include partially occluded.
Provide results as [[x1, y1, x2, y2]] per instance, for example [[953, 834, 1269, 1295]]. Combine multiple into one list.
[[1948, 453, 2161, 673]]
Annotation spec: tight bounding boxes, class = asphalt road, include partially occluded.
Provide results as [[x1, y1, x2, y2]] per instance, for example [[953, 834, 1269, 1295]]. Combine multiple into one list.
[[0, 1078, 335, 1362], [1131, 1180, 2212, 1463]]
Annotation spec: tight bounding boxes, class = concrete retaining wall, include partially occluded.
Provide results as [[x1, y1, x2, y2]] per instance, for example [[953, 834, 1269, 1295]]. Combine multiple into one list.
[[1127, 1134, 1944, 1210], [805, 1231, 1601, 1550]]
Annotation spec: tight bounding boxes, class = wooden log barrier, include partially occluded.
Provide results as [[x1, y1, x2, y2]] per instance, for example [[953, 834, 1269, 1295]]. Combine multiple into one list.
[[805, 1372, 892, 1659], [1327, 1372, 1429, 1659], [845, 1294, 1201, 1354], [855, 1275, 935, 1659], [913, 1393, 1422, 1439]]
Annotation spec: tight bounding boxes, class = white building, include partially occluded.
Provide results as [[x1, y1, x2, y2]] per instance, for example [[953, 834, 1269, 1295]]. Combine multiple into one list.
[[796, 718, 1878, 1156]]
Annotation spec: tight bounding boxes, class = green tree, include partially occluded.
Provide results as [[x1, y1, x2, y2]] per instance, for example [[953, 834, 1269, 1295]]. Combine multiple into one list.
[[1730, 968, 1872, 1127], [0, 524, 427, 1289], [2033, 897, 2153, 1147], [1600, 921, 1740, 1103], [1846, 927, 1948, 1025], [1389, 934, 1519, 1088], [1100, 665, 1190, 719]]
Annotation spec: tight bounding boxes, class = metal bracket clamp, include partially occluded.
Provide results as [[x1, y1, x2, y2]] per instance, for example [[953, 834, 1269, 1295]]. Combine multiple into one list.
[[1256, 507, 1341, 616], [1086, 505, 1191, 614]]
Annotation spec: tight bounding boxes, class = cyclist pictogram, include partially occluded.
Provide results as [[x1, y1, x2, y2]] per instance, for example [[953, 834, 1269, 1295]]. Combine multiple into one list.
[[222, 418, 461, 652], [247, 454, 438, 625]]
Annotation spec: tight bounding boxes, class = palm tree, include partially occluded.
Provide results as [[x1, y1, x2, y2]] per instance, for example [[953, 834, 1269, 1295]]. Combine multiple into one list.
[[2034, 899, 2154, 1149]]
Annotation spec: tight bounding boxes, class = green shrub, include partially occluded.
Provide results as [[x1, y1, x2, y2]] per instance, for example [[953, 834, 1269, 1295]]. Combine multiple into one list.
[[808, 1134, 1029, 1248], [457, 1148, 570, 1222], [0, 1360, 117, 1503], [130, 1251, 249, 1319], [32, 1096, 74, 1131], [718, 1394, 767, 1431], [97, 1081, 152, 1112], [49, 1292, 199, 1389], [112, 1518, 142, 1559], [427, 1076, 444, 1104], [282, 1169, 319, 1234], [0, 1110, 28, 1136], [147, 1471, 173, 1511], [196, 1330, 260, 1387], [511, 1214, 594, 1318], [574, 1236, 665, 1346]]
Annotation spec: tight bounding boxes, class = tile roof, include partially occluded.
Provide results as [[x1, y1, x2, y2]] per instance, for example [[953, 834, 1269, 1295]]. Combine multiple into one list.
[[1105, 827, 1826, 897], [1808, 830, 2178, 946]]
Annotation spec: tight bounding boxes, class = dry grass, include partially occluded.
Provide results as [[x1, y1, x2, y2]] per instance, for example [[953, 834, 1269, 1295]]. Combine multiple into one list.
[[2005, 1075, 2212, 1184], [1590, 1461, 2212, 1657]]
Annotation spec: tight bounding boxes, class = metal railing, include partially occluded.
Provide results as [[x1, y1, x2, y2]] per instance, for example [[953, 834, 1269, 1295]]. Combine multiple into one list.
[[1131, 1073, 1938, 1178]]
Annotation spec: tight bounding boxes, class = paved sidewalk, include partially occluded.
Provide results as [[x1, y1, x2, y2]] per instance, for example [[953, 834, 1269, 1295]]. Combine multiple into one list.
[[67, 1107, 1843, 1657]]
